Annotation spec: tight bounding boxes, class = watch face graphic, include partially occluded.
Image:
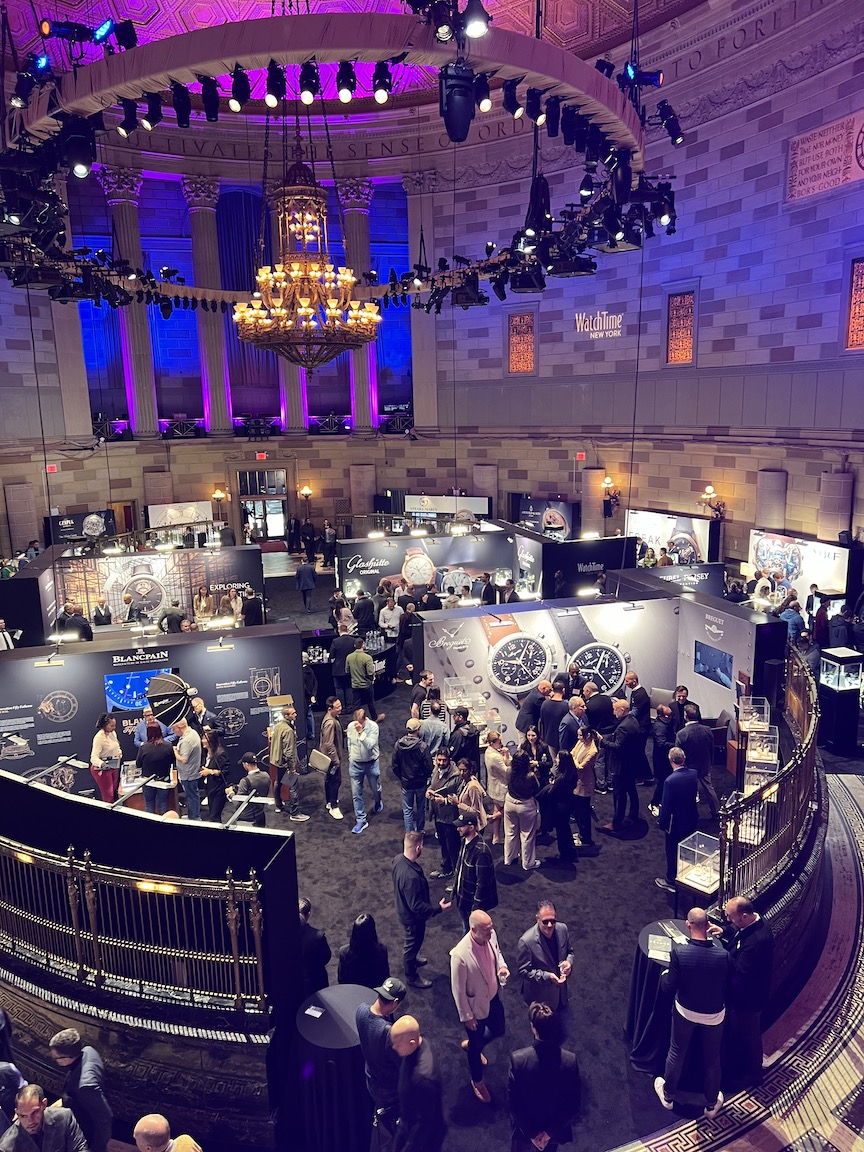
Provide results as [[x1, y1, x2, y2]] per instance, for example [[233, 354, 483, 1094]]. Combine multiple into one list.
[[668, 531, 701, 566], [38, 690, 79, 724], [82, 513, 107, 538], [122, 574, 166, 615], [217, 707, 247, 736], [250, 667, 280, 699], [572, 643, 628, 695], [488, 634, 554, 694], [438, 567, 470, 594], [402, 550, 436, 586], [50, 765, 76, 791], [753, 536, 802, 583]]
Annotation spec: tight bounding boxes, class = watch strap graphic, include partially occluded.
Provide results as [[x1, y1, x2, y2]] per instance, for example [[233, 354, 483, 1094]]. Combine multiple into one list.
[[481, 612, 521, 646]]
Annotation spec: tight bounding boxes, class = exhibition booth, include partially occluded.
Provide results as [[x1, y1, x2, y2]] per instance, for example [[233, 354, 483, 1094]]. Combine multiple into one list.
[[625, 508, 723, 563], [746, 528, 862, 604]]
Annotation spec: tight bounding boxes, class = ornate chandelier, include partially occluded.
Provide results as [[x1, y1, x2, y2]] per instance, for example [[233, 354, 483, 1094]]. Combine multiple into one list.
[[233, 143, 380, 370]]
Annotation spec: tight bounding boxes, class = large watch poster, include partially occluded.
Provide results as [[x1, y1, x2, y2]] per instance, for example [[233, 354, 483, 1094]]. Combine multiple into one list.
[[625, 509, 717, 564], [335, 533, 519, 599], [517, 499, 577, 540], [420, 598, 679, 742]]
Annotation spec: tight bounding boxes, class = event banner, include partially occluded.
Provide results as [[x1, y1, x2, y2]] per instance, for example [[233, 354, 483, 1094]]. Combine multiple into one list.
[[44, 511, 117, 545], [748, 530, 850, 598], [652, 563, 728, 597], [403, 495, 491, 518], [0, 627, 303, 794], [420, 598, 679, 738], [145, 501, 214, 528], [335, 533, 518, 598], [625, 509, 716, 563], [517, 499, 577, 540]]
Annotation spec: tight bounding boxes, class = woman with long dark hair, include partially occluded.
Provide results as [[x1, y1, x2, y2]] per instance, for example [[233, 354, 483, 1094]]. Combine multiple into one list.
[[136, 724, 176, 815], [200, 728, 231, 823], [573, 727, 599, 850], [89, 713, 121, 803], [544, 750, 578, 868], [503, 751, 540, 870], [336, 913, 389, 988]]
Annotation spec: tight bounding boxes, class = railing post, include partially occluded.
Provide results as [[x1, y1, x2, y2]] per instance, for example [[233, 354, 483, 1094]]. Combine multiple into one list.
[[65, 846, 86, 981], [248, 869, 267, 1013], [82, 850, 104, 985], [225, 868, 245, 1012]]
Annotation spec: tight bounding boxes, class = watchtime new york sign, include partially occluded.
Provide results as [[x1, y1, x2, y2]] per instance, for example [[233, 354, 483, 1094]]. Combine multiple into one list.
[[574, 310, 624, 339]]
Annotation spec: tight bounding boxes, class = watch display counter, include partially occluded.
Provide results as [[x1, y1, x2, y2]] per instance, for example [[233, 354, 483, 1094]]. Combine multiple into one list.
[[817, 646, 861, 756], [676, 832, 720, 895], [301, 631, 398, 702]]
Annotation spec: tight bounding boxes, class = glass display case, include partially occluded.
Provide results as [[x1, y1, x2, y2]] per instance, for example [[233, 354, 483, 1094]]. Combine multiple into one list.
[[443, 677, 478, 708], [819, 647, 863, 692], [744, 725, 779, 766], [676, 831, 721, 894], [738, 695, 770, 732]]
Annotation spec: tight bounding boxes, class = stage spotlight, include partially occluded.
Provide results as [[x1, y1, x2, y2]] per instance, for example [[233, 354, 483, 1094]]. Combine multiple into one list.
[[372, 61, 392, 104], [544, 96, 560, 137], [114, 20, 137, 49], [491, 271, 508, 301], [198, 76, 219, 122], [11, 73, 37, 110], [503, 79, 523, 118], [39, 18, 92, 42], [603, 205, 624, 241], [525, 88, 545, 125], [265, 61, 286, 108], [579, 173, 593, 199], [594, 58, 615, 78], [60, 117, 96, 179], [140, 92, 162, 130], [561, 105, 577, 144], [439, 61, 475, 144], [336, 61, 356, 104], [431, 0, 454, 41], [623, 61, 664, 87], [117, 99, 138, 138], [299, 61, 320, 105], [474, 73, 491, 113], [462, 0, 491, 38], [651, 193, 673, 227], [171, 81, 191, 127], [229, 66, 250, 112], [657, 100, 684, 145], [93, 18, 114, 42]]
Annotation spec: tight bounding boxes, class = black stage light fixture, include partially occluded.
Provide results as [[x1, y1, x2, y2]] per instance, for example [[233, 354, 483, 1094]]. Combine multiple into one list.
[[548, 253, 597, 276], [11, 73, 37, 110], [503, 79, 523, 119], [509, 265, 545, 293], [336, 61, 357, 104], [579, 173, 593, 200], [439, 61, 475, 144], [171, 81, 191, 127], [39, 18, 92, 42], [657, 100, 684, 145], [60, 117, 96, 179], [229, 66, 251, 112], [544, 96, 561, 137], [491, 270, 508, 300], [462, 0, 491, 39], [525, 88, 545, 125], [474, 73, 491, 113], [451, 271, 489, 309], [561, 105, 577, 145], [140, 92, 162, 131], [431, 0, 454, 42], [623, 61, 664, 87], [611, 150, 632, 204], [117, 98, 138, 138], [114, 20, 138, 49], [198, 76, 220, 122], [603, 205, 624, 241], [372, 61, 392, 104], [594, 58, 615, 78], [159, 298, 173, 319], [299, 61, 320, 105], [265, 61, 286, 108]]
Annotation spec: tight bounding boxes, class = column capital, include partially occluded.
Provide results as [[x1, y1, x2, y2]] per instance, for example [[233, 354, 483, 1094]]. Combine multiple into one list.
[[401, 170, 439, 196], [96, 165, 143, 206], [338, 177, 374, 213], [182, 174, 221, 212]]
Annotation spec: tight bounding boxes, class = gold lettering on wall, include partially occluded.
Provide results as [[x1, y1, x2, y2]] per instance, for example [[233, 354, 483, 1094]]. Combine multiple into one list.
[[508, 312, 535, 374], [848, 259, 864, 352], [666, 291, 695, 364]]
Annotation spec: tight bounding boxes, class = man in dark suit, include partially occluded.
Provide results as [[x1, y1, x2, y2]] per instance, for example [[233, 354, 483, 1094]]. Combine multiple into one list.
[[517, 901, 574, 1029], [655, 908, 731, 1120], [515, 681, 552, 735], [676, 704, 719, 817], [157, 600, 187, 633], [710, 896, 774, 1089], [0, 1084, 88, 1152], [649, 705, 675, 814], [623, 671, 652, 785], [654, 747, 698, 893], [669, 685, 701, 732], [352, 591, 377, 635], [297, 897, 331, 1001], [479, 573, 497, 605], [49, 1028, 112, 1152], [501, 580, 520, 604], [598, 699, 642, 833], [287, 516, 302, 553], [582, 682, 615, 792], [508, 1001, 581, 1152]]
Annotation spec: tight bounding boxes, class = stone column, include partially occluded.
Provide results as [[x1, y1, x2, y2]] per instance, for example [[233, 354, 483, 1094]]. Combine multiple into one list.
[[181, 175, 233, 435], [403, 172, 439, 431], [96, 166, 159, 438], [339, 178, 378, 433], [266, 184, 308, 432], [51, 174, 93, 438]]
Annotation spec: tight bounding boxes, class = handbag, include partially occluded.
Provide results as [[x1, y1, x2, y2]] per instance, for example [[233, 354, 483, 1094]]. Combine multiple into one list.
[[309, 748, 331, 774]]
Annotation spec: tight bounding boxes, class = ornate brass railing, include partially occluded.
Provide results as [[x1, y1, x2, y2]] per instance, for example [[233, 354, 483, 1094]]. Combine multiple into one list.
[[0, 840, 266, 1013], [718, 647, 821, 902]]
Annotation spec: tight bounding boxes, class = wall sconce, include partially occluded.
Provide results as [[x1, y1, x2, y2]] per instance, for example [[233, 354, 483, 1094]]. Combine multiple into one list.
[[699, 484, 726, 519], [299, 484, 313, 512], [601, 475, 621, 518], [211, 488, 226, 521]]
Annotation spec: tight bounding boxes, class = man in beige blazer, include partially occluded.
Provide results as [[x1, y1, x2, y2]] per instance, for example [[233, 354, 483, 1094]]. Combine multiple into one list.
[[450, 909, 510, 1104]]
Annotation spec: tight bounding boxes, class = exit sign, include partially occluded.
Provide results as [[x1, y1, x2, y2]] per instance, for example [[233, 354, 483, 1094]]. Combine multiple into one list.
[[46, 464, 58, 474], [576, 452, 586, 462], [255, 452, 268, 461]]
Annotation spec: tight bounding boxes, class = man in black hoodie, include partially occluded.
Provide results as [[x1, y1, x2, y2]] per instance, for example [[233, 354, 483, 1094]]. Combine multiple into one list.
[[392, 832, 451, 988], [393, 719, 434, 833]]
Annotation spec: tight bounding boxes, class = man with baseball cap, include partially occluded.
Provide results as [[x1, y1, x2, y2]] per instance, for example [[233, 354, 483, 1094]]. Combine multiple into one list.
[[227, 753, 270, 827], [356, 977, 407, 1147], [452, 813, 498, 935]]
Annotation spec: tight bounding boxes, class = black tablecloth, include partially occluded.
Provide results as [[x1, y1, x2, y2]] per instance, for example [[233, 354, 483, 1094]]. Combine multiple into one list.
[[303, 639, 399, 702], [296, 983, 376, 1152], [624, 919, 685, 1073]]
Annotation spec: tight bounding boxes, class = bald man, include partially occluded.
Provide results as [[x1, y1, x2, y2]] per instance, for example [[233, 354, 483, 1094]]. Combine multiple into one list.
[[450, 910, 510, 1104], [654, 908, 731, 1120], [390, 1017, 446, 1152], [133, 1113, 202, 1152]]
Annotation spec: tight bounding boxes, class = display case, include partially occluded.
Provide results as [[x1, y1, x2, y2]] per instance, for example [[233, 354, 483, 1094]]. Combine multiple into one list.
[[443, 677, 479, 708], [819, 647, 863, 692], [738, 695, 770, 731], [676, 832, 721, 894], [744, 725, 779, 765]]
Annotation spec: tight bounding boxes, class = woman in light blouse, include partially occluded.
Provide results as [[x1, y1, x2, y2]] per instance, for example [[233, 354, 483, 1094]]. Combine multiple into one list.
[[194, 585, 214, 621], [218, 587, 243, 622], [484, 731, 510, 846], [90, 713, 122, 803], [573, 726, 599, 850]]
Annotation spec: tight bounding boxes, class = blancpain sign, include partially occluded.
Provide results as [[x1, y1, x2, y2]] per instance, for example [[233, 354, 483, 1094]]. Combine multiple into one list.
[[574, 310, 623, 339], [112, 650, 170, 666]]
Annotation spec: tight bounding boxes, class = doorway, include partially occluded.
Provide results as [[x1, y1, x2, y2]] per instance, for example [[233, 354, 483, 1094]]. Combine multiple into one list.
[[238, 469, 290, 542]]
